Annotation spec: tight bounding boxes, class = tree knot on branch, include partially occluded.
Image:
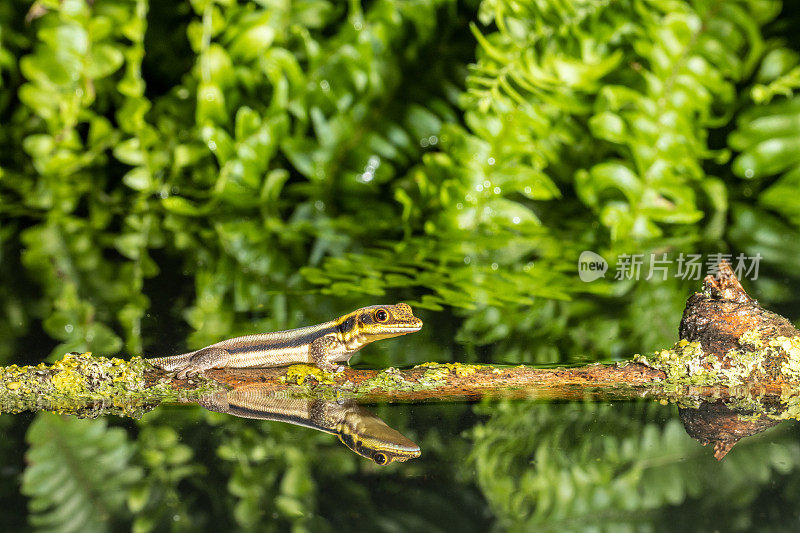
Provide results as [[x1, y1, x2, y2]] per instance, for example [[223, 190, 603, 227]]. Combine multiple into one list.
[[637, 261, 800, 388]]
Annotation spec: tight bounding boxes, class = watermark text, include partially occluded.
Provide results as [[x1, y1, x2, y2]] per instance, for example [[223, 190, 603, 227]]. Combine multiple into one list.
[[577, 252, 761, 282]]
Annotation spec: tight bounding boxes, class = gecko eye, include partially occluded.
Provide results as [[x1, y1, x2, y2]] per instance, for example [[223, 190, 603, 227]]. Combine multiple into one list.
[[375, 309, 389, 322], [373, 452, 388, 465]]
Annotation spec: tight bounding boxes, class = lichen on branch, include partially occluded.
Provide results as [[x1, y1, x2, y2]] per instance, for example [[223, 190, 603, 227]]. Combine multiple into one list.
[[0, 352, 220, 418]]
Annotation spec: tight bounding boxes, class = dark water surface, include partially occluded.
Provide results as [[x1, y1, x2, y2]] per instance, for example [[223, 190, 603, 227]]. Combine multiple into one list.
[[2, 385, 800, 531]]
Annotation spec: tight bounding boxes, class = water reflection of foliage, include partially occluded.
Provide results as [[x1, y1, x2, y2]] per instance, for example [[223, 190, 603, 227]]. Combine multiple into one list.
[[20, 405, 479, 531], [470, 401, 800, 531]]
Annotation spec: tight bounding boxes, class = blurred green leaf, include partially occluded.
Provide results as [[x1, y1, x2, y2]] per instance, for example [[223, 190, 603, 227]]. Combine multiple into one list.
[[22, 414, 142, 532]]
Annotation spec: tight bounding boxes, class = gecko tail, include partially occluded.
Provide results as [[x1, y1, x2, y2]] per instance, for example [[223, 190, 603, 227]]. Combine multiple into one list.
[[147, 352, 196, 372]]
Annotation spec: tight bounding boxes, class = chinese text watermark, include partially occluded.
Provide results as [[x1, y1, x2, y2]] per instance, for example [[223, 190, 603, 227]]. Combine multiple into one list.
[[578, 252, 761, 282]]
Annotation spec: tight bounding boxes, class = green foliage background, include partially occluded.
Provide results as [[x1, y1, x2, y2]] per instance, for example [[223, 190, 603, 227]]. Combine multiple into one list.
[[3, 0, 800, 530]]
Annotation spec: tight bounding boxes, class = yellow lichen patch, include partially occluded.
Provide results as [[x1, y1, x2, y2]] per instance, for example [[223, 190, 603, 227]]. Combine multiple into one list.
[[414, 362, 481, 377], [358, 367, 415, 392], [1, 352, 222, 418], [5, 364, 29, 377], [770, 336, 800, 382], [49, 353, 92, 394], [721, 345, 766, 382], [282, 364, 336, 386], [411, 362, 484, 389], [737, 331, 800, 383], [52, 352, 87, 370], [417, 365, 450, 386], [639, 330, 800, 390], [739, 328, 765, 349], [634, 341, 715, 385], [51, 369, 86, 393], [778, 385, 800, 421]]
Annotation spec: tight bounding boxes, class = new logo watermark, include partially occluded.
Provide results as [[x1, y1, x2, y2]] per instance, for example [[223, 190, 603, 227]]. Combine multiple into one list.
[[578, 251, 608, 282], [577, 252, 762, 282]]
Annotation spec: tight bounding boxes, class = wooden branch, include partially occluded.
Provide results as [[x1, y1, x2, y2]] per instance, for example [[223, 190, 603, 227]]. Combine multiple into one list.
[[0, 354, 222, 418], [201, 361, 667, 402]]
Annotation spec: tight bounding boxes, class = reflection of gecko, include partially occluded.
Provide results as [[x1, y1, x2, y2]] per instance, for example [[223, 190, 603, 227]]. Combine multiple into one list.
[[199, 387, 421, 465], [149, 304, 423, 378]]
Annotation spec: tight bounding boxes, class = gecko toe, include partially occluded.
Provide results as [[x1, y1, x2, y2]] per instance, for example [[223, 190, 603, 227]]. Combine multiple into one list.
[[176, 366, 195, 380]]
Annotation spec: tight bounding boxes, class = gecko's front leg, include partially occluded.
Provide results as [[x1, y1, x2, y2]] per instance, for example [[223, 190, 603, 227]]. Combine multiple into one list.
[[310, 335, 348, 373]]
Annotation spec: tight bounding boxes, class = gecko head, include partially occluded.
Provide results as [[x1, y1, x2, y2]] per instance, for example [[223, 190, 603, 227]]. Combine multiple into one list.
[[339, 431, 421, 465], [352, 303, 423, 340], [337, 404, 422, 465]]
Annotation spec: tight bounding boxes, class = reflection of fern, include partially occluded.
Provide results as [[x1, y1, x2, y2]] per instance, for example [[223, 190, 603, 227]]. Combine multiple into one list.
[[470, 402, 800, 531], [128, 423, 205, 532], [22, 414, 142, 532]]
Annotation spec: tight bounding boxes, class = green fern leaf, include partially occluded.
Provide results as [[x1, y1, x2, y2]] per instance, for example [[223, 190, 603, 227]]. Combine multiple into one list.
[[22, 414, 142, 533]]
